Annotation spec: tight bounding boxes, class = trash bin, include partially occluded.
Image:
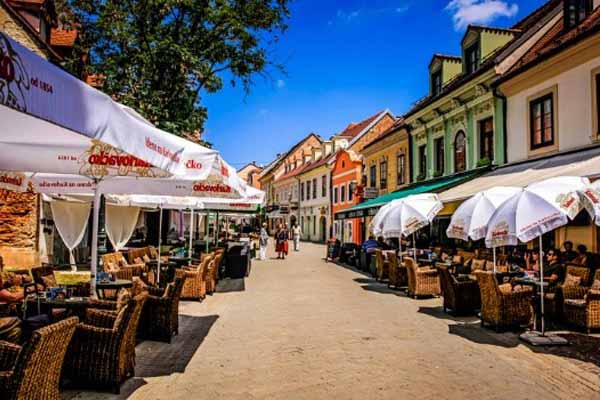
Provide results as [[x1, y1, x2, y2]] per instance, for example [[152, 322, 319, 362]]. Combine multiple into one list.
[[226, 245, 250, 279]]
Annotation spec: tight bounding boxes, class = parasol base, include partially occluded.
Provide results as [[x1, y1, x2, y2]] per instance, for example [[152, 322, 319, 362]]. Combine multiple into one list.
[[519, 331, 569, 346]]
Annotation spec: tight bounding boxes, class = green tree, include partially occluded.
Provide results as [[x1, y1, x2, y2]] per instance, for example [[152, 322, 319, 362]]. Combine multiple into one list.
[[60, 0, 290, 137]]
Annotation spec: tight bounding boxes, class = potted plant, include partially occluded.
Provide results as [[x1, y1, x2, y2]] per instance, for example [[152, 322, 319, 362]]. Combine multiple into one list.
[[476, 157, 491, 168]]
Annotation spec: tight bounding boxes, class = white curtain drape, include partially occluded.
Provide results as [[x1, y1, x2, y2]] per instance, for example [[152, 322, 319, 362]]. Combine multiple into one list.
[[105, 204, 141, 251], [50, 200, 91, 269]]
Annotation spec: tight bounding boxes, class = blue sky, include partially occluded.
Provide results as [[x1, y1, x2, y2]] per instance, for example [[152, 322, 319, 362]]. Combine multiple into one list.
[[203, 0, 546, 169]]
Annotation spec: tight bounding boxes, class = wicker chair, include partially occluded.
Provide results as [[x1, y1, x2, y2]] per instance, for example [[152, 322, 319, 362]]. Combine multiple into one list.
[[64, 293, 147, 393], [101, 252, 146, 281], [405, 258, 440, 298], [438, 266, 480, 315], [176, 254, 213, 300], [562, 270, 600, 332], [138, 277, 184, 343], [543, 265, 591, 321], [206, 250, 225, 294], [475, 271, 532, 331], [0, 316, 78, 400], [374, 249, 389, 282], [387, 252, 407, 289]]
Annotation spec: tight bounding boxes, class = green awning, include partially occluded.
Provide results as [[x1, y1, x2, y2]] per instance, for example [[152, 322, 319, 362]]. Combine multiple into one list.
[[335, 169, 484, 220]]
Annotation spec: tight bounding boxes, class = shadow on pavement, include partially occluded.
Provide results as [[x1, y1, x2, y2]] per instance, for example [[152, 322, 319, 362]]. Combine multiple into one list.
[[134, 314, 219, 377], [417, 306, 480, 323], [448, 322, 520, 348], [530, 333, 600, 367], [216, 278, 245, 293]]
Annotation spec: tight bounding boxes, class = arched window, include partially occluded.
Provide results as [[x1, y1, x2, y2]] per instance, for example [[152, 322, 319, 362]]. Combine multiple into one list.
[[454, 131, 466, 173]]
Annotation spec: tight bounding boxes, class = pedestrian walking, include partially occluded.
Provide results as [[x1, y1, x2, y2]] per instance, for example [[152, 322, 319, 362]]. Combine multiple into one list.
[[275, 223, 289, 259], [292, 223, 302, 251], [259, 223, 269, 261], [283, 223, 290, 257]]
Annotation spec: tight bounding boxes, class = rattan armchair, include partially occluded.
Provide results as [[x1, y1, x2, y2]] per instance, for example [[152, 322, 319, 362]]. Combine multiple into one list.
[[138, 277, 184, 343], [438, 266, 480, 315], [405, 258, 440, 298], [101, 252, 146, 281], [562, 270, 600, 332], [64, 293, 147, 394], [374, 249, 389, 282], [0, 316, 77, 400], [176, 254, 213, 300], [475, 271, 532, 331], [206, 249, 225, 294], [387, 252, 407, 289]]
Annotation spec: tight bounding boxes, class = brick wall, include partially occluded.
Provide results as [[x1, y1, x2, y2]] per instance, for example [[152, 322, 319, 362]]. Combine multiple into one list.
[[349, 114, 396, 153]]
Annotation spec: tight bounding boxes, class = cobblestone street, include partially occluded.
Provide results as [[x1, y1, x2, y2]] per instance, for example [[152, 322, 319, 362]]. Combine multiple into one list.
[[70, 243, 600, 400]]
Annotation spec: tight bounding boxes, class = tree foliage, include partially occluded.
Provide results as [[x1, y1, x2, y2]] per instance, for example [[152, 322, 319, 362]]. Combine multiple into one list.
[[60, 0, 290, 136]]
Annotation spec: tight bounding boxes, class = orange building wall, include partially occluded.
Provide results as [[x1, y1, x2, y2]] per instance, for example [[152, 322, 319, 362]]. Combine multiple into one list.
[[331, 150, 363, 245]]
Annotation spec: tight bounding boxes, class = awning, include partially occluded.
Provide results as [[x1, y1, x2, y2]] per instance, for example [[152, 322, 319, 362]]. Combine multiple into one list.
[[439, 146, 600, 203], [335, 169, 483, 220]]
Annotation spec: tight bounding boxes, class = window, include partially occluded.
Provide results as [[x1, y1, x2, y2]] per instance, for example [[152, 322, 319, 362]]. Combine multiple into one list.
[[479, 117, 494, 161], [348, 182, 354, 202], [312, 178, 317, 200], [300, 216, 304, 231], [431, 69, 442, 96], [418, 145, 427, 178], [434, 137, 444, 175], [322, 175, 327, 197], [529, 93, 554, 150], [596, 73, 600, 135], [306, 180, 311, 200], [340, 185, 346, 203], [300, 182, 305, 201], [465, 42, 480, 75], [397, 152, 406, 185], [313, 216, 316, 235], [379, 160, 388, 190], [333, 187, 338, 204], [369, 164, 377, 188], [454, 131, 466, 172], [564, 0, 592, 30]]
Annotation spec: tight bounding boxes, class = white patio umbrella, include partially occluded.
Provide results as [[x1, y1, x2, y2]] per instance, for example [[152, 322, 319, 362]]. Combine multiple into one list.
[[484, 177, 586, 337], [378, 193, 443, 258], [580, 180, 600, 225], [370, 201, 395, 237], [446, 187, 521, 272]]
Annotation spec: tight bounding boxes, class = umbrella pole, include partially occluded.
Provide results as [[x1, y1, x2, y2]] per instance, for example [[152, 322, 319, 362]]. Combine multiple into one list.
[[205, 211, 210, 253], [399, 237, 403, 265], [493, 247, 497, 273], [90, 188, 101, 299], [188, 209, 194, 259], [157, 207, 163, 285], [539, 236, 545, 336]]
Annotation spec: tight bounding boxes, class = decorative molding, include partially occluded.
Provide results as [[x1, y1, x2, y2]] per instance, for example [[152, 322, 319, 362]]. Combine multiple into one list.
[[474, 83, 488, 96], [450, 98, 463, 109]]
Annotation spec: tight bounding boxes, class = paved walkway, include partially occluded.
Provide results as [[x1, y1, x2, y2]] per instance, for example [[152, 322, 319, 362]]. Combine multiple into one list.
[[69, 243, 600, 400]]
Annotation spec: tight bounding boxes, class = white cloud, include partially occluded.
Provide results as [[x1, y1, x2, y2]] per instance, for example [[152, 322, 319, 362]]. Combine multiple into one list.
[[332, 3, 410, 25], [276, 79, 285, 89], [336, 9, 361, 23], [446, 0, 518, 31]]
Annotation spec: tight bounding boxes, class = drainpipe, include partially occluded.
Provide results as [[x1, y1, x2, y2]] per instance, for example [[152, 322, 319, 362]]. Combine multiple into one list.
[[407, 125, 414, 184], [493, 87, 509, 165]]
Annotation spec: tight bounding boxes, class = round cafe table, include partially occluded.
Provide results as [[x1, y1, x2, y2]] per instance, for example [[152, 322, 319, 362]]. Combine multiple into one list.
[[95, 279, 133, 299]]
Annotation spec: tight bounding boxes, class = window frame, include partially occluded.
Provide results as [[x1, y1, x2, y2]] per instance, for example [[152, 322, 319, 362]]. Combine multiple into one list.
[[348, 182, 354, 202], [340, 184, 346, 203], [369, 164, 377, 188], [300, 182, 305, 201], [464, 41, 480, 75], [431, 69, 442, 96], [321, 175, 327, 197], [478, 117, 494, 161], [564, 0, 592, 29], [595, 72, 600, 137], [312, 178, 317, 200], [333, 186, 338, 204], [379, 159, 388, 190], [306, 179, 311, 200], [529, 93, 555, 150], [418, 144, 427, 177], [397, 152, 406, 186], [454, 131, 466, 173], [434, 137, 444, 175]]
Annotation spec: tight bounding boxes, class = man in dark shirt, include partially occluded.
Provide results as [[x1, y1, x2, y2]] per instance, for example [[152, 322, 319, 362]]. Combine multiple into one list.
[[544, 248, 565, 282], [376, 236, 391, 251], [561, 241, 578, 263]]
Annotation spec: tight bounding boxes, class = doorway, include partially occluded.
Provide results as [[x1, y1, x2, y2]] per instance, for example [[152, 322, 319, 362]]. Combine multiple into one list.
[[320, 217, 327, 243]]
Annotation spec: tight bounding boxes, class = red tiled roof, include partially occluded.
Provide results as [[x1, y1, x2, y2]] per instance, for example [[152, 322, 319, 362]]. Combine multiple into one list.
[[275, 162, 312, 182], [299, 151, 337, 175], [8, 0, 47, 5], [50, 28, 78, 47], [337, 110, 384, 139], [508, 6, 600, 75]]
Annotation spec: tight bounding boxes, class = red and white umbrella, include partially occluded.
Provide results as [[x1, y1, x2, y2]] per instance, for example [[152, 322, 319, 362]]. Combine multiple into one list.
[[484, 176, 587, 335]]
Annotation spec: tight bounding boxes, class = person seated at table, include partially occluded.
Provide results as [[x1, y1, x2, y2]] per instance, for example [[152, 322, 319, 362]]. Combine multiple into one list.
[[524, 249, 540, 274], [561, 241, 578, 263], [362, 236, 378, 254], [572, 244, 589, 266], [507, 247, 525, 269], [376, 236, 391, 251], [544, 248, 565, 283]]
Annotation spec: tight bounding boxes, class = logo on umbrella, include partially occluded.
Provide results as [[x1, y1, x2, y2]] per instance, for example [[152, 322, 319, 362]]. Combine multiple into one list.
[[0, 33, 30, 112]]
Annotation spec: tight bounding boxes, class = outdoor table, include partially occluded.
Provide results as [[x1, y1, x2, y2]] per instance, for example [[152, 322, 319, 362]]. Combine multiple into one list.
[[169, 256, 191, 268], [26, 296, 92, 322], [96, 279, 133, 299], [513, 277, 552, 329], [147, 260, 178, 287]]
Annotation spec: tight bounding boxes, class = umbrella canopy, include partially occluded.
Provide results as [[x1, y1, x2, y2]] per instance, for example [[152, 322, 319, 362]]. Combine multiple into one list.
[[0, 31, 231, 180], [369, 201, 395, 236], [446, 187, 522, 242], [485, 178, 584, 248], [580, 180, 600, 226], [378, 193, 443, 239]]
